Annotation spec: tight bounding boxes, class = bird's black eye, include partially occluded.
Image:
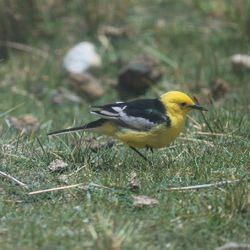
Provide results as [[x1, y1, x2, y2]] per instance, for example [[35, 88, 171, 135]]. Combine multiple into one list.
[[180, 102, 186, 107]]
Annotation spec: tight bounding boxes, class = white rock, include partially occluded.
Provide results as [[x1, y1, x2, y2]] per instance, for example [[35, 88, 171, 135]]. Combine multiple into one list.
[[231, 54, 250, 69], [63, 42, 101, 74]]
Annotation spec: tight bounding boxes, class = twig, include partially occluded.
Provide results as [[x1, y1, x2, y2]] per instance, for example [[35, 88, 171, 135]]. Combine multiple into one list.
[[0, 41, 48, 58], [28, 183, 86, 195], [164, 179, 241, 191], [215, 242, 250, 250], [0, 171, 28, 189], [28, 182, 111, 195]]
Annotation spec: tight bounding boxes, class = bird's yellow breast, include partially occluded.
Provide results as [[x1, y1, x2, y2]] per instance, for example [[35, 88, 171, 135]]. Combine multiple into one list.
[[113, 113, 186, 148]]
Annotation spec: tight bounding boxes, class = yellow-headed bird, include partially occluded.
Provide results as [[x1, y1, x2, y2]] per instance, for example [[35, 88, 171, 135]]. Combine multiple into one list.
[[48, 91, 207, 160]]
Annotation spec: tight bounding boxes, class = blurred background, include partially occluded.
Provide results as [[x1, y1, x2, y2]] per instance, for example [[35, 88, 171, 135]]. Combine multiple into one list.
[[1, 2, 250, 249], [0, 0, 250, 131]]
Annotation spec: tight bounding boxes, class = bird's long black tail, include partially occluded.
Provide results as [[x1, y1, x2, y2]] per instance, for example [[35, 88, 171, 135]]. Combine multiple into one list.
[[48, 119, 106, 136]]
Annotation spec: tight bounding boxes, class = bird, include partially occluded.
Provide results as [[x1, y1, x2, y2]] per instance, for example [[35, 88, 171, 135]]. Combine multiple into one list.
[[48, 91, 207, 160]]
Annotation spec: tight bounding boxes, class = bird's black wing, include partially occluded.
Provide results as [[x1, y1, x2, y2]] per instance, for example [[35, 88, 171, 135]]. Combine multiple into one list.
[[91, 99, 171, 131]]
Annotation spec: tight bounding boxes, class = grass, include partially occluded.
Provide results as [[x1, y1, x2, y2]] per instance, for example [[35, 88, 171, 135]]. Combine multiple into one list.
[[0, 1, 250, 249]]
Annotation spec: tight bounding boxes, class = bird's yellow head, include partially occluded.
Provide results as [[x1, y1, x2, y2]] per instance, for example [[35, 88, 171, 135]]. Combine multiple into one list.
[[160, 91, 206, 115]]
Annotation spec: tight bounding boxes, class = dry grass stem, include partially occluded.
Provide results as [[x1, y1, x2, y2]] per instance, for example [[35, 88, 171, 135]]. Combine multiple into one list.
[[215, 242, 250, 250], [28, 183, 87, 195], [28, 182, 112, 195], [0, 171, 28, 189], [165, 179, 241, 191]]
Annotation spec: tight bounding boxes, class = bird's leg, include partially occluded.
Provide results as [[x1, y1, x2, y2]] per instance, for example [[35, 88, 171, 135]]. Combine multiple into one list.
[[146, 145, 153, 153], [130, 147, 148, 162]]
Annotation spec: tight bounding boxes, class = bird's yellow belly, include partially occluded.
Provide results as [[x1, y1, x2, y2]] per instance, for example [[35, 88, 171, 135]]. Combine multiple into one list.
[[114, 123, 184, 148], [97, 115, 185, 149]]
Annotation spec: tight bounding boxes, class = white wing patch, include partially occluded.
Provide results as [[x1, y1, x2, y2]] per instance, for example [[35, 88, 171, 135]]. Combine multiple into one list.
[[121, 115, 156, 130], [91, 104, 158, 130], [90, 111, 119, 118], [91, 105, 127, 118], [112, 106, 127, 112]]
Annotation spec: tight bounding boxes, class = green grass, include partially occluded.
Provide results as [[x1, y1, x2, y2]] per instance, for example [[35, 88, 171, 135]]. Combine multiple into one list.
[[1, 1, 250, 249]]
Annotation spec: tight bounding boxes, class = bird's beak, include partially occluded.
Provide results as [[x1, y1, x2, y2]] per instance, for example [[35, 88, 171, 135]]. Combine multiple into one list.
[[189, 104, 207, 111]]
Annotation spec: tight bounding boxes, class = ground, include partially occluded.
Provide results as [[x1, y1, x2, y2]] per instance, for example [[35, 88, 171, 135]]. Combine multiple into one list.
[[0, 1, 250, 249]]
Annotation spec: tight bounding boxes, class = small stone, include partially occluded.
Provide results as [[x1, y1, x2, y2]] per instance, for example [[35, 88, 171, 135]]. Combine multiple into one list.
[[211, 78, 229, 100], [5, 114, 39, 134], [48, 159, 68, 172], [132, 195, 158, 208], [118, 54, 162, 99], [69, 72, 104, 100]]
